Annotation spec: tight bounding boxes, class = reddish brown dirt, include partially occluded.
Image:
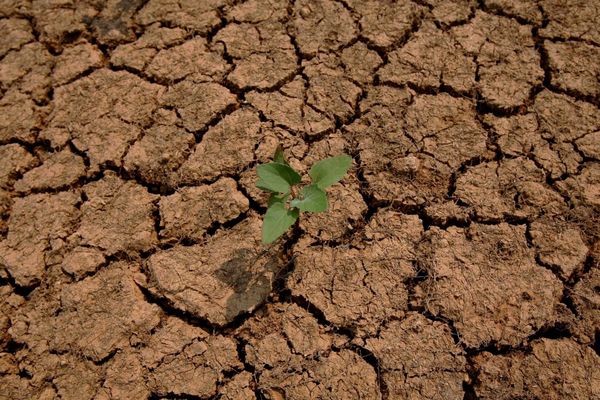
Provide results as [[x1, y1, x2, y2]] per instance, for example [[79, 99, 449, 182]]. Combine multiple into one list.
[[0, 1, 599, 399]]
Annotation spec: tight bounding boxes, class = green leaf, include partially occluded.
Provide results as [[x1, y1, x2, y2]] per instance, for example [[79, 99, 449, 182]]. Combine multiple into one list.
[[268, 193, 289, 207], [256, 162, 301, 193], [262, 203, 299, 243], [290, 184, 328, 212], [273, 146, 288, 165], [309, 155, 352, 189]]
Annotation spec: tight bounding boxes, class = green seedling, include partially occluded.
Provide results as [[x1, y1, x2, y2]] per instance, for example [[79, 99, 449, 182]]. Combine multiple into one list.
[[256, 147, 352, 244]]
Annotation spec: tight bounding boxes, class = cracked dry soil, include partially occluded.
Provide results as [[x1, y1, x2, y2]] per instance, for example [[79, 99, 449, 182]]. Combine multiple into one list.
[[0, 0, 599, 399]]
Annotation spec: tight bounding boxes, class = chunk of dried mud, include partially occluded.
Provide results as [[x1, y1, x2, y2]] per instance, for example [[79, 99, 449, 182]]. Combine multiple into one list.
[[123, 119, 195, 188], [0, 143, 37, 188], [161, 76, 237, 132], [545, 41, 600, 99], [347, 0, 424, 48], [49, 69, 164, 171], [576, 131, 600, 160], [159, 177, 249, 241], [530, 217, 588, 280], [451, 11, 543, 110], [0, 90, 40, 143], [556, 162, 600, 208], [0, 18, 33, 57], [238, 300, 334, 367], [379, 21, 476, 94], [135, 0, 225, 33], [46, 261, 162, 361], [140, 316, 208, 368], [292, 0, 357, 56], [484, 112, 584, 179], [0, 42, 53, 101], [110, 24, 188, 72], [425, 0, 476, 26], [424, 201, 471, 226], [290, 210, 423, 336], [70, 172, 158, 255], [365, 313, 467, 400], [51, 41, 104, 86], [176, 108, 260, 185], [0, 191, 80, 287], [96, 349, 149, 400], [540, 0, 600, 45], [146, 36, 228, 82], [0, 374, 36, 400], [144, 216, 280, 326], [60, 246, 106, 280], [215, 21, 296, 90], [340, 42, 383, 85], [303, 53, 363, 123], [473, 338, 600, 399], [405, 94, 489, 169], [533, 89, 600, 143], [220, 371, 256, 400], [482, 0, 542, 24], [415, 223, 564, 348], [571, 268, 600, 345], [225, 0, 288, 23], [13, 149, 85, 193], [247, 76, 334, 137], [11, 353, 102, 400], [29, 1, 96, 50], [348, 88, 489, 206], [259, 349, 381, 399], [148, 335, 242, 398], [455, 158, 567, 221]]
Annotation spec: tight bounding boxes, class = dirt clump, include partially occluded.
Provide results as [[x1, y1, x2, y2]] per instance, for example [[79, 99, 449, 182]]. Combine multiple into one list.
[[135, 0, 225, 34], [290, 210, 423, 336], [348, 0, 424, 49], [159, 177, 249, 241], [144, 215, 279, 326], [473, 338, 600, 399], [365, 313, 468, 400], [238, 302, 381, 399], [0, 90, 41, 144], [52, 41, 104, 86], [0, 18, 34, 57], [455, 157, 567, 221], [0, 191, 80, 287], [571, 267, 600, 345], [215, 21, 296, 90], [123, 112, 196, 189], [48, 69, 164, 171], [292, 0, 357, 56], [540, 0, 600, 45], [414, 223, 564, 348], [452, 11, 543, 110], [65, 172, 157, 261], [13, 149, 85, 193], [545, 41, 600, 99], [175, 108, 261, 185], [379, 21, 476, 93], [348, 87, 490, 206], [426, 0, 476, 26], [247, 76, 334, 137]]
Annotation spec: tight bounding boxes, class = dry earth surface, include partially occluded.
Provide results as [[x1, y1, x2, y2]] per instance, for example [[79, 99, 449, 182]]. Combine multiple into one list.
[[0, 0, 599, 399]]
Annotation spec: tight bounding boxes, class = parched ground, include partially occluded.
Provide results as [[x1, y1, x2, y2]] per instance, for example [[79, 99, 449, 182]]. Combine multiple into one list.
[[0, 0, 599, 399]]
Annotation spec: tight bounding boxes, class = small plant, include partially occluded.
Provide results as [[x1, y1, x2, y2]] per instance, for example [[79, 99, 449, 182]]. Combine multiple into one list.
[[256, 147, 352, 244]]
